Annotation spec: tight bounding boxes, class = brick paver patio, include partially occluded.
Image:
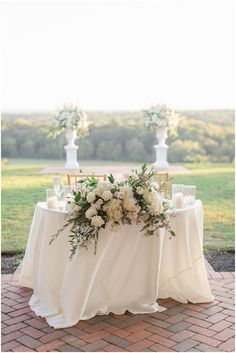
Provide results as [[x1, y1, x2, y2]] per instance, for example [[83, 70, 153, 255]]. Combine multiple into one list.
[[1, 270, 235, 352]]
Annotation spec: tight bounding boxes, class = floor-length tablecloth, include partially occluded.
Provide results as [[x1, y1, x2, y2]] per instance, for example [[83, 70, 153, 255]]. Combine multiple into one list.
[[19, 200, 213, 328]]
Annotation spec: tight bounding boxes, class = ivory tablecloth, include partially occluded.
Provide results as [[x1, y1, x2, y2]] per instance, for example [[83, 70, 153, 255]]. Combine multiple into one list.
[[19, 200, 213, 328]]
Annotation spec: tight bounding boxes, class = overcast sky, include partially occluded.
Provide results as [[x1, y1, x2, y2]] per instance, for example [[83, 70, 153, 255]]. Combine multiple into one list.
[[1, 0, 235, 112]]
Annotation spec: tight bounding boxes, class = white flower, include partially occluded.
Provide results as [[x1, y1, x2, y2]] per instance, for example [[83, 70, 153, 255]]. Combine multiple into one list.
[[102, 204, 109, 212], [136, 186, 144, 195], [101, 190, 113, 201], [106, 199, 123, 221], [144, 190, 163, 215], [86, 191, 96, 203], [123, 172, 138, 181], [114, 191, 123, 199], [85, 206, 97, 219], [91, 215, 105, 227], [127, 212, 138, 220]]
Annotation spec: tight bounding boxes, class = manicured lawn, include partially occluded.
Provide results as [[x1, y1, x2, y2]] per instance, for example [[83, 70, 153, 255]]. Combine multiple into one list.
[[1, 160, 234, 253]]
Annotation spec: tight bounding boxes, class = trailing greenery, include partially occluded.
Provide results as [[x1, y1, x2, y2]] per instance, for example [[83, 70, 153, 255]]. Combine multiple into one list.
[[2, 110, 234, 163]]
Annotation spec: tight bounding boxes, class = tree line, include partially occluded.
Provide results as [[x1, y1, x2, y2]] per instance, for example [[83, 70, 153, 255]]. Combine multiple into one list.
[[2, 110, 234, 163]]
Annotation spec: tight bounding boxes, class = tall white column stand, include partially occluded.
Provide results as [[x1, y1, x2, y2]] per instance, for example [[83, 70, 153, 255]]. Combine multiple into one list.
[[64, 130, 80, 170], [153, 127, 169, 170]]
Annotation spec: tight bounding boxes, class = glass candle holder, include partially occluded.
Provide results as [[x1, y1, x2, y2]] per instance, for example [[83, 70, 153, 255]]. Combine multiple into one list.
[[46, 188, 58, 209], [172, 184, 184, 209], [184, 185, 196, 206]]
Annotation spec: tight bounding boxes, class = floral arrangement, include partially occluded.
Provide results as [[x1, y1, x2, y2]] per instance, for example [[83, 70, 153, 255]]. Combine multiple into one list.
[[144, 103, 179, 134], [50, 164, 175, 259], [50, 104, 89, 138]]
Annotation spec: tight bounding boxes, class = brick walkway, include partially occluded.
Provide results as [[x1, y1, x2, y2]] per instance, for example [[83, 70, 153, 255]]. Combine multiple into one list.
[[1, 271, 235, 352]]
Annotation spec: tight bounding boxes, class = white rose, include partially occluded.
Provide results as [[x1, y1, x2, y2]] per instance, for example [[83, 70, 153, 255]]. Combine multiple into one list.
[[101, 190, 113, 201], [86, 191, 96, 203], [91, 215, 105, 227], [85, 206, 97, 219]]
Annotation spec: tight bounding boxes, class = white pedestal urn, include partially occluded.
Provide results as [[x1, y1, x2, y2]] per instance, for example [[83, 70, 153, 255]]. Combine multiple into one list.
[[64, 129, 80, 170], [153, 126, 169, 170]]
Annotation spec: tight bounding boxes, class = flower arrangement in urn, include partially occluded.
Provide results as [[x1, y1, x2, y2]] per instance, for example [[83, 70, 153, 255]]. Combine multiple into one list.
[[51, 104, 89, 138], [144, 103, 179, 135], [50, 164, 175, 259]]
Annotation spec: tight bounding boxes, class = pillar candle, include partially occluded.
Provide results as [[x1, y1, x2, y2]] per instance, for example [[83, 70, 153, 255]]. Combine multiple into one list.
[[173, 193, 184, 209], [47, 196, 58, 209]]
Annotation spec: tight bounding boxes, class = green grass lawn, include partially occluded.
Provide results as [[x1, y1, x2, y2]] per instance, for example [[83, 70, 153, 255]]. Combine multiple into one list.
[[2, 159, 234, 253]]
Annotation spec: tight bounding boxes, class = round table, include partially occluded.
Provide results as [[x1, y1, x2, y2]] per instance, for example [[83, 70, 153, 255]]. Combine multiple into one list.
[[20, 200, 214, 328]]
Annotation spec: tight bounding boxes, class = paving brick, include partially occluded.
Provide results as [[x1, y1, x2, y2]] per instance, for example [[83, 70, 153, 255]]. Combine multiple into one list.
[[104, 326, 131, 338], [127, 321, 152, 333], [15, 335, 42, 349], [166, 313, 188, 324], [192, 333, 222, 347], [170, 329, 195, 343], [4, 291, 22, 301], [81, 331, 109, 343], [2, 298, 18, 307], [103, 335, 131, 348], [24, 318, 48, 329], [57, 344, 82, 351], [195, 343, 221, 351], [13, 301, 32, 310], [83, 322, 110, 333], [1, 322, 27, 335], [126, 339, 153, 351], [1, 340, 21, 352], [226, 316, 235, 323], [39, 330, 67, 343], [60, 334, 86, 348], [185, 317, 212, 328], [1, 313, 11, 321], [165, 306, 186, 316], [172, 338, 199, 352], [222, 309, 235, 317], [64, 327, 88, 338], [146, 325, 173, 338], [8, 307, 32, 318], [11, 345, 35, 352], [182, 303, 206, 312], [209, 320, 232, 333], [206, 312, 228, 324], [4, 314, 31, 326], [183, 309, 207, 320], [148, 334, 176, 347], [213, 328, 235, 341], [36, 339, 65, 352], [20, 326, 45, 339], [103, 344, 128, 351], [1, 304, 15, 314], [188, 325, 216, 337], [202, 306, 223, 316], [168, 321, 191, 333], [143, 316, 171, 328], [79, 340, 108, 351], [127, 330, 152, 342], [1, 331, 23, 344], [149, 343, 174, 351], [219, 337, 235, 352]]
